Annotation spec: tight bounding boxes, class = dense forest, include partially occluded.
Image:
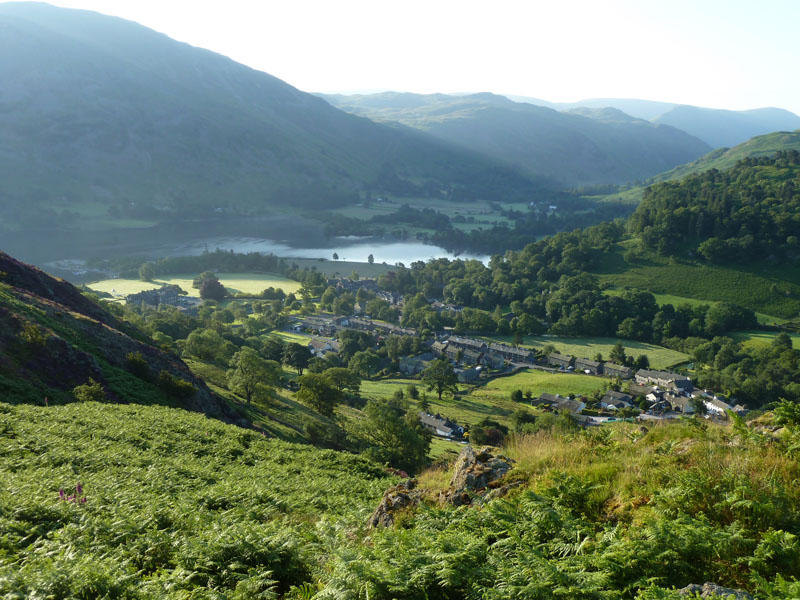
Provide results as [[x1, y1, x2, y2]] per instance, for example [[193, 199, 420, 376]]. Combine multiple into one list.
[[631, 151, 800, 262]]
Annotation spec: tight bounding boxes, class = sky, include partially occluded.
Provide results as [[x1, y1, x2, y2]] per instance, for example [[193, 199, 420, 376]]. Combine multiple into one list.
[[10, 0, 800, 114]]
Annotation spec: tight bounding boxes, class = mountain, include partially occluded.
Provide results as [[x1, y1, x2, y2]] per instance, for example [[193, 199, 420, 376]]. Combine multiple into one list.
[[653, 106, 800, 149], [321, 92, 711, 187], [0, 249, 233, 418], [0, 3, 543, 232], [510, 96, 800, 148]]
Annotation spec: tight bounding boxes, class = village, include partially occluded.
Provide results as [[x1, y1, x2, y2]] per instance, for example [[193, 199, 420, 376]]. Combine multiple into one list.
[[121, 274, 747, 443]]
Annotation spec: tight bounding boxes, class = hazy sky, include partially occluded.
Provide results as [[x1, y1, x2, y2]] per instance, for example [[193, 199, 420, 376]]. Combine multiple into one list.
[[12, 0, 800, 114]]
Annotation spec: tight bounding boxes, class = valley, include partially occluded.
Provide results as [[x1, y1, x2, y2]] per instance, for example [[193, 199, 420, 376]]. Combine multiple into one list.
[[2, 2, 800, 598]]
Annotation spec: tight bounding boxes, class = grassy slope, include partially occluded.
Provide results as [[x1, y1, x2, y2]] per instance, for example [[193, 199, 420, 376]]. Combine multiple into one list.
[[0, 401, 393, 598], [596, 245, 800, 319]]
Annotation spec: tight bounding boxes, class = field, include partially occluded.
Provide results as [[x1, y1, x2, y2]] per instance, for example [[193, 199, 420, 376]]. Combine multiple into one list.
[[281, 257, 396, 278], [604, 289, 787, 326], [476, 369, 608, 400], [88, 272, 302, 298], [485, 334, 689, 369], [595, 247, 800, 319], [727, 330, 800, 349]]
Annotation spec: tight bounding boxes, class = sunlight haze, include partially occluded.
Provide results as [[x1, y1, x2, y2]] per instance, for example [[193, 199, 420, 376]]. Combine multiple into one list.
[[9, 0, 800, 114]]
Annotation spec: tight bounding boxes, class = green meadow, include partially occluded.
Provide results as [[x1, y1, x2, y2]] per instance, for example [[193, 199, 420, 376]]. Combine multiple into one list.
[[477, 369, 608, 400], [88, 272, 302, 298], [727, 330, 800, 349], [485, 334, 689, 369]]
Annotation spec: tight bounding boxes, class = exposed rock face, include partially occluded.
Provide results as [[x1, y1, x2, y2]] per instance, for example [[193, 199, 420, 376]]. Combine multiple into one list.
[[367, 479, 422, 528], [678, 582, 754, 599], [444, 445, 515, 506]]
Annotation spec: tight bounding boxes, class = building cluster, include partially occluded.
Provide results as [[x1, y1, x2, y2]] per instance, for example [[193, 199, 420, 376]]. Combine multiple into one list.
[[546, 353, 633, 378]]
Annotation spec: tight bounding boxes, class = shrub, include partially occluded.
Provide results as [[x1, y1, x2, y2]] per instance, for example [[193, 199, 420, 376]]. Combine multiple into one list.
[[157, 370, 195, 400], [72, 378, 106, 403]]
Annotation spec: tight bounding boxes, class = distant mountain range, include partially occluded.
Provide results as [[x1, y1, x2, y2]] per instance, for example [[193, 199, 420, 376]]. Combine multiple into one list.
[[320, 92, 712, 187], [0, 2, 543, 229], [509, 96, 800, 148]]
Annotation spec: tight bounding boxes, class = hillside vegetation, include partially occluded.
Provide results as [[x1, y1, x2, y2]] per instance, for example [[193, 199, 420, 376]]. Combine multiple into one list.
[[4, 401, 800, 598]]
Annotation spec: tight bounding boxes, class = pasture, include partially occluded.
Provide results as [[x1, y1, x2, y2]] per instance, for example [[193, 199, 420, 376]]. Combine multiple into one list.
[[485, 334, 689, 369], [727, 330, 800, 349], [88, 272, 302, 298], [477, 369, 608, 401]]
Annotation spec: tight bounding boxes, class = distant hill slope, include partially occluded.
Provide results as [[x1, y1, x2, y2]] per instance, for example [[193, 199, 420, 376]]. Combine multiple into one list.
[[0, 3, 542, 230], [510, 96, 800, 148], [321, 92, 711, 187], [0, 250, 232, 418], [654, 106, 800, 149]]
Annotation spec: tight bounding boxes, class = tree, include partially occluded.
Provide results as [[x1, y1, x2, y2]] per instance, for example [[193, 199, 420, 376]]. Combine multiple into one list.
[[296, 373, 342, 417], [510, 389, 523, 403], [332, 252, 339, 260], [610, 341, 627, 365], [421, 357, 458, 401], [347, 398, 431, 473], [322, 367, 361, 395], [200, 277, 227, 301], [368, 254, 374, 264], [227, 347, 281, 404], [348, 350, 380, 379], [283, 342, 312, 375], [138, 262, 156, 282]]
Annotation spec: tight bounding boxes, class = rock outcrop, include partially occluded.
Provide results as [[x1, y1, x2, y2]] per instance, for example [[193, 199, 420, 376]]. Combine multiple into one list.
[[367, 479, 422, 528], [678, 582, 754, 599], [443, 445, 516, 505], [369, 445, 516, 527]]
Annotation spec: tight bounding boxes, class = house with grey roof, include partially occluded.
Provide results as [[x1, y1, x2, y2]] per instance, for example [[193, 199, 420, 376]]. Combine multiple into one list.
[[547, 353, 574, 369], [575, 357, 602, 375], [603, 362, 633, 379]]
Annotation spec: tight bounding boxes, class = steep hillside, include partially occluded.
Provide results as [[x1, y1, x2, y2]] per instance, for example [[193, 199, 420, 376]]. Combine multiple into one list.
[[649, 130, 800, 183], [0, 250, 231, 418], [3, 400, 800, 598], [322, 92, 711, 186], [0, 3, 541, 232]]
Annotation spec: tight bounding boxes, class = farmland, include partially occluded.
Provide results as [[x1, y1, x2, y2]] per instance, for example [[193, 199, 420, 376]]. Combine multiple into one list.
[[485, 334, 689, 369], [87, 272, 302, 298], [476, 369, 608, 401], [727, 330, 800, 349]]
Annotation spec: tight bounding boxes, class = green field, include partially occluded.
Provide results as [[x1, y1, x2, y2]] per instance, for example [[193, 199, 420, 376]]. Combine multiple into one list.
[[88, 272, 302, 298], [604, 289, 787, 326], [485, 334, 689, 369], [477, 369, 608, 400], [282, 257, 396, 278], [727, 330, 800, 349], [595, 247, 800, 319]]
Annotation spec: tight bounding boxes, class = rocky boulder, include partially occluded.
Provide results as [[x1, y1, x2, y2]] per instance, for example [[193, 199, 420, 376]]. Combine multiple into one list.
[[678, 582, 754, 599], [367, 479, 422, 528], [444, 445, 515, 506]]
